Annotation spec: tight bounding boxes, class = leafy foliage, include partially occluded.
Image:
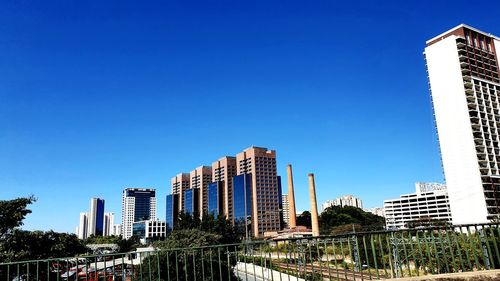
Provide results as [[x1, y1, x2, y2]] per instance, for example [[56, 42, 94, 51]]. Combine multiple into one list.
[[0, 196, 87, 264], [296, 211, 312, 228], [0, 196, 35, 239], [319, 205, 385, 235], [0, 230, 86, 262], [139, 212, 241, 280]]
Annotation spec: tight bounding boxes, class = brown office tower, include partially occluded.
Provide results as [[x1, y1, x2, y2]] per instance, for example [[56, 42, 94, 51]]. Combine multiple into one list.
[[287, 164, 297, 228], [171, 173, 190, 212], [212, 156, 237, 223], [190, 166, 212, 217], [308, 173, 320, 237], [236, 147, 281, 237]]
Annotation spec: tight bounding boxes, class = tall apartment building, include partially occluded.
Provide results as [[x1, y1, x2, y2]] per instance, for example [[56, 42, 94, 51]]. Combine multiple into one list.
[[425, 24, 500, 224], [236, 146, 282, 237], [171, 173, 190, 213], [384, 183, 451, 229], [121, 188, 157, 239], [103, 212, 115, 236], [212, 156, 238, 223], [76, 212, 88, 239], [190, 166, 212, 216], [282, 194, 290, 228], [88, 198, 105, 236], [320, 195, 363, 213]]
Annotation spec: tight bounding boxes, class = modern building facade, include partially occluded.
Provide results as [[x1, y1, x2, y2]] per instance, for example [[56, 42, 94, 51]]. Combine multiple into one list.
[[171, 173, 190, 213], [166, 146, 283, 237], [183, 188, 199, 215], [425, 24, 500, 224], [190, 166, 212, 216], [384, 183, 451, 229], [88, 198, 105, 236], [207, 181, 223, 218], [166, 194, 179, 232], [132, 220, 167, 243], [233, 174, 252, 239], [320, 195, 363, 213], [236, 146, 282, 236], [121, 188, 157, 239], [212, 156, 238, 223]]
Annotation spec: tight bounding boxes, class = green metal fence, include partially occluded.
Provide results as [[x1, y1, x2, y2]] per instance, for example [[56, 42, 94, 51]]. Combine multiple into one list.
[[2, 223, 500, 281]]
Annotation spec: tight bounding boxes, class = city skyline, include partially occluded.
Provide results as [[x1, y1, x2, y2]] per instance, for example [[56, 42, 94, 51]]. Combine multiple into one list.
[[2, 1, 500, 233]]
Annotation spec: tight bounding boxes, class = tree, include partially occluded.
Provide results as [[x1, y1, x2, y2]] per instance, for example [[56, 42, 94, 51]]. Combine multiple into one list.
[[139, 212, 241, 280], [0, 196, 35, 239], [0, 197, 87, 263], [296, 211, 312, 228], [319, 205, 385, 235], [1, 230, 87, 262]]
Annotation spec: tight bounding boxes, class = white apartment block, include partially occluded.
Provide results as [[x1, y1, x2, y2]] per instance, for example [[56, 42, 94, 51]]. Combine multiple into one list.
[[103, 212, 115, 236], [113, 224, 122, 237], [384, 183, 451, 229], [425, 24, 500, 224], [320, 195, 363, 213], [76, 212, 88, 239], [282, 194, 290, 228], [365, 207, 385, 218]]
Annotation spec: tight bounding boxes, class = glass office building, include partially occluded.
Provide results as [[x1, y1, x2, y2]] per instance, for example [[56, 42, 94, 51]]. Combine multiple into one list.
[[183, 188, 199, 215], [208, 182, 223, 218], [122, 188, 157, 239], [233, 174, 252, 238], [166, 194, 179, 232]]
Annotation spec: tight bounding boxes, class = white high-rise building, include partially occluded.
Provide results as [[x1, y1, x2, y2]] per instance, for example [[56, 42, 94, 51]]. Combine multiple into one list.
[[384, 183, 451, 229], [113, 224, 122, 237], [122, 188, 157, 239], [76, 212, 88, 239], [282, 194, 290, 228], [365, 207, 385, 218], [103, 212, 115, 236], [425, 24, 500, 224], [320, 195, 363, 213]]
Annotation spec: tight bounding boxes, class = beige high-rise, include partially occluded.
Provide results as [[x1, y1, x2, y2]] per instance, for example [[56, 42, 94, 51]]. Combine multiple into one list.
[[236, 146, 281, 237], [190, 166, 212, 216], [171, 173, 190, 212], [212, 156, 237, 222]]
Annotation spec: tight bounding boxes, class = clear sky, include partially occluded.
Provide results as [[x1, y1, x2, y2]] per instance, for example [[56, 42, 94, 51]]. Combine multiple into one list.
[[1, 0, 500, 233]]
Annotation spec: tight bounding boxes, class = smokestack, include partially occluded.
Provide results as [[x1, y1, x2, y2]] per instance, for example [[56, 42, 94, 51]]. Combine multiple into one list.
[[308, 173, 320, 237], [287, 164, 297, 228]]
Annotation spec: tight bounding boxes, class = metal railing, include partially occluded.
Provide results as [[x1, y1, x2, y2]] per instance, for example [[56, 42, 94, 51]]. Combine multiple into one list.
[[2, 223, 500, 280]]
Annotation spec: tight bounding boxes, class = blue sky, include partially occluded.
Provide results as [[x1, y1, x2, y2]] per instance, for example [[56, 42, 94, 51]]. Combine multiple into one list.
[[1, 1, 499, 233]]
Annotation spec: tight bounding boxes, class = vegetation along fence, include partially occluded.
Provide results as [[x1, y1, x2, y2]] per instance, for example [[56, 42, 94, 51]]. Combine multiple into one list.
[[2, 223, 500, 281]]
